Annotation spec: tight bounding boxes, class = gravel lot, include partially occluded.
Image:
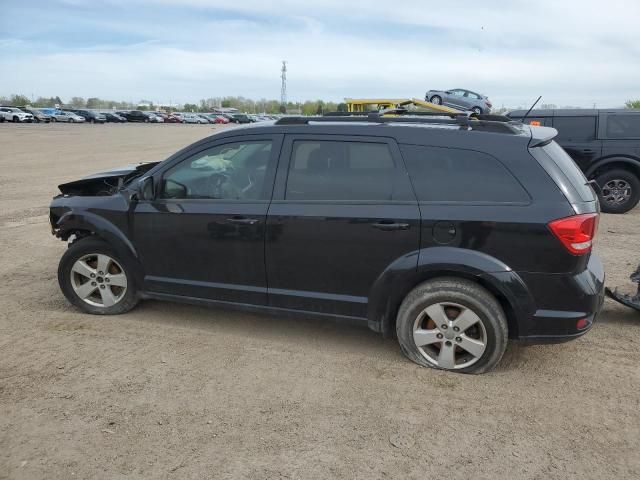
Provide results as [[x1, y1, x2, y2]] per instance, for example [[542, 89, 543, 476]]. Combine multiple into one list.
[[1, 123, 639, 479]]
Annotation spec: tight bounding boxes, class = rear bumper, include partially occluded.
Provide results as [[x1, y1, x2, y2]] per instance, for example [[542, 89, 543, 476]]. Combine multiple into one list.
[[516, 254, 605, 343]]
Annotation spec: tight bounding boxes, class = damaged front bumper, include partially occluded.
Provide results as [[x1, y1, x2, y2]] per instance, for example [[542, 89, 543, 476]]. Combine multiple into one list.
[[605, 264, 640, 312]]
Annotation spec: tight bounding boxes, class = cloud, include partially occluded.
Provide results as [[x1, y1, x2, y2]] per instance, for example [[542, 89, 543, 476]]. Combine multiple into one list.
[[0, 0, 638, 107]]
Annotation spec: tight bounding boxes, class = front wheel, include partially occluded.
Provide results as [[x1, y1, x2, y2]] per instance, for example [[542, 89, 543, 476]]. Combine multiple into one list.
[[430, 95, 442, 105], [69, 118, 74, 123], [595, 169, 640, 214], [396, 278, 508, 374], [472, 107, 482, 115], [58, 237, 139, 315], [13, 116, 19, 123]]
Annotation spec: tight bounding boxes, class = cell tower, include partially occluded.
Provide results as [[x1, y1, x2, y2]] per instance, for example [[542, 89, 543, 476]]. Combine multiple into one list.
[[280, 60, 287, 110]]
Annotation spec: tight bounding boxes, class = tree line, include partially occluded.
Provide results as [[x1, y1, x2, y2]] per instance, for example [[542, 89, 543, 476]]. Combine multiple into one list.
[[0, 93, 348, 114]]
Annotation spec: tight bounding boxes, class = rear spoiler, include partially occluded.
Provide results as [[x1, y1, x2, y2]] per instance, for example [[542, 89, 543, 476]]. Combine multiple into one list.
[[528, 126, 558, 148]]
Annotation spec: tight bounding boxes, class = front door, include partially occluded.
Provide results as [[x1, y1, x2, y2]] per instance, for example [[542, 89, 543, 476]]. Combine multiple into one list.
[[133, 134, 283, 305], [552, 116, 602, 171], [265, 135, 420, 318]]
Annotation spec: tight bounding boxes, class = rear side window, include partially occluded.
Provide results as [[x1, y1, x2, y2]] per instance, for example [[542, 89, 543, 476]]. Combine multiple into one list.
[[285, 140, 396, 201], [400, 145, 529, 203], [534, 141, 594, 203], [605, 114, 640, 139], [553, 116, 596, 142]]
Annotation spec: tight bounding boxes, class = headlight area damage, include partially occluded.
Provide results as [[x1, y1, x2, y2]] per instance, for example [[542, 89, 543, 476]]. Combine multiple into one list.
[[606, 265, 640, 312], [56, 162, 159, 196]]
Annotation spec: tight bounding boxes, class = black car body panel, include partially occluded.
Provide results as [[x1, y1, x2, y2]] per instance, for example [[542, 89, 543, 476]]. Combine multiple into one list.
[[50, 119, 604, 343]]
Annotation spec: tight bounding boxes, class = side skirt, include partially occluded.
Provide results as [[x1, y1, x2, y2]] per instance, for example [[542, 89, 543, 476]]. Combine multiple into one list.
[[141, 291, 371, 329]]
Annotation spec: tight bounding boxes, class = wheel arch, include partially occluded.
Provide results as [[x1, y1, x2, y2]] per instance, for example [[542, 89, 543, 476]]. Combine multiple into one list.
[[368, 247, 532, 340], [54, 211, 144, 288], [585, 156, 640, 178]]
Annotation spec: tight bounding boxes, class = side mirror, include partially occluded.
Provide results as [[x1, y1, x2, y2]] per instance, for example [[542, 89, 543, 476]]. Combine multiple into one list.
[[138, 176, 154, 201]]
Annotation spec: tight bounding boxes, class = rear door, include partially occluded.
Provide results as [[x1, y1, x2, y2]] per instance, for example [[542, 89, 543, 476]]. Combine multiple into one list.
[[552, 116, 601, 171], [265, 134, 420, 318], [445, 90, 468, 109]]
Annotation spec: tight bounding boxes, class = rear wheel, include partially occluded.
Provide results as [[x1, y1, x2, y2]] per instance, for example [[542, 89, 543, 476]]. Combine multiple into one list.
[[472, 106, 482, 115], [595, 169, 640, 214], [396, 278, 508, 374], [69, 118, 74, 123], [58, 237, 139, 315], [430, 95, 442, 105]]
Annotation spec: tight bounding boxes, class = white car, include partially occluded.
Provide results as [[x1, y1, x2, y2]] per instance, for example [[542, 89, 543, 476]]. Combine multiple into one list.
[[0, 107, 34, 123], [182, 113, 207, 124], [51, 111, 86, 123]]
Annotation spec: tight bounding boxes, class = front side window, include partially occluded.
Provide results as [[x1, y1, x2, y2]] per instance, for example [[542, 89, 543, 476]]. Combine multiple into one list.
[[160, 140, 273, 200], [553, 116, 596, 142], [606, 115, 640, 139], [400, 145, 529, 203], [285, 140, 396, 201], [451, 90, 465, 97]]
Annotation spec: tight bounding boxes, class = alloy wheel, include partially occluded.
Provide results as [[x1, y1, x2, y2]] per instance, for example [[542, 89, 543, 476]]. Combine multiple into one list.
[[602, 179, 631, 206], [70, 254, 127, 308], [412, 302, 487, 370]]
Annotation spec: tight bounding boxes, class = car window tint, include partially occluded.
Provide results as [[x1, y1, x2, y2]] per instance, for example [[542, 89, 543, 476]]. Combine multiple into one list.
[[160, 141, 273, 200], [285, 141, 396, 201], [400, 145, 529, 203], [553, 116, 596, 142], [605, 115, 640, 139]]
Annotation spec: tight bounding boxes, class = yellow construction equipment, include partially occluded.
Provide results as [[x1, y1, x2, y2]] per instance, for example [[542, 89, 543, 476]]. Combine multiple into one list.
[[345, 98, 463, 114]]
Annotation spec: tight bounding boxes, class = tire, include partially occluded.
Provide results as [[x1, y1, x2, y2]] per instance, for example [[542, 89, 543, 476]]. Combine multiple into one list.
[[595, 169, 640, 214], [51, 117, 56, 122], [90, 118, 95, 124], [13, 116, 19, 123], [144, 118, 149, 123], [396, 277, 508, 374], [69, 118, 74, 123], [58, 237, 139, 315], [430, 95, 442, 105], [472, 107, 482, 115]]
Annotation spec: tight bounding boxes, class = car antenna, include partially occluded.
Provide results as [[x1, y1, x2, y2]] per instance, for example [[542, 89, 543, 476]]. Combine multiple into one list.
[[521, 95, 542, 123]]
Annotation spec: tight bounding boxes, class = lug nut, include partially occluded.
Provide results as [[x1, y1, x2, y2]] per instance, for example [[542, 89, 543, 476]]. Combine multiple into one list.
[[105, 278, 110, 283], [91, 282, 96, 286], [436, 333, 443, 339], [445, 341, 452, 347], [455, 337, 462, 342], [453, 326, 459, 332], [90, 273, 95, 278], [98, 271, 104, 275], [441, 324, 448, 330], [100, 285, 105, 289]]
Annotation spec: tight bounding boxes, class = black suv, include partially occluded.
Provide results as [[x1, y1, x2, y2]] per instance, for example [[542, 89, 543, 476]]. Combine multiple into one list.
[[65, 109, 106, 124], [117, 110, 152, 123], [508, 109, 640, 213], [49, 114, 604, 373]]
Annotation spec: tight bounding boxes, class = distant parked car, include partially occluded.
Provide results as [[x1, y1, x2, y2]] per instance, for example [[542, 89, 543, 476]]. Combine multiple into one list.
[[103, 112, 127, 123], [213, 115, 229, 124], [0, 107, 34, 123], [21, 107, 51, 123], [197, 114, 215, 124], [182, 113, 207, 124], [144, 112, 164, 123], [164, 114, 181, 123], [117, 110, 152, 123], [50, 110, 85, 123], [425, 88, 492, 115], [66, 109, 106, 124], [231, 113, 252, 124]]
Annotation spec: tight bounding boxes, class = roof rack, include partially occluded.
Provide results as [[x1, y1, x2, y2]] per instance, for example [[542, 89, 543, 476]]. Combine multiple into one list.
[[274, 112, 519, 134]]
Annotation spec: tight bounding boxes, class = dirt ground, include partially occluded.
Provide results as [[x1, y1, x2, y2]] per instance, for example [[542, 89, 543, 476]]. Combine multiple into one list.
[[1, 123, 638, 480]]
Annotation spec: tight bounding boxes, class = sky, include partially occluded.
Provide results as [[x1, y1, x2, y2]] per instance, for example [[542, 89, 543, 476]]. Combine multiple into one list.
[[1, 0, 639, 108]]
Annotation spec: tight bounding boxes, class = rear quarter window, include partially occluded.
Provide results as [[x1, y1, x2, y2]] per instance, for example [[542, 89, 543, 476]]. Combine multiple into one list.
[[400, 145, 529, 203], [605, 114, 640, 139], [532, 141, 595, 203], [553, 116, 597, 142]]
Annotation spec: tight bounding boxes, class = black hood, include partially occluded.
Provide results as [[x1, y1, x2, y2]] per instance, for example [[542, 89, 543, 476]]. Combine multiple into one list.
[[57, 162, 160, 196]]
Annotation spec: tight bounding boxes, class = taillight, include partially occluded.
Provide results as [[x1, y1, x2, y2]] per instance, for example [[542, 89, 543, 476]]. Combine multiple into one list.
[[548, 213, 599, 255]]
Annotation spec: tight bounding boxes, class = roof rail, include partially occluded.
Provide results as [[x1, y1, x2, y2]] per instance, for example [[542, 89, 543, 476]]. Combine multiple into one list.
[[274, 112, 519, 134]]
